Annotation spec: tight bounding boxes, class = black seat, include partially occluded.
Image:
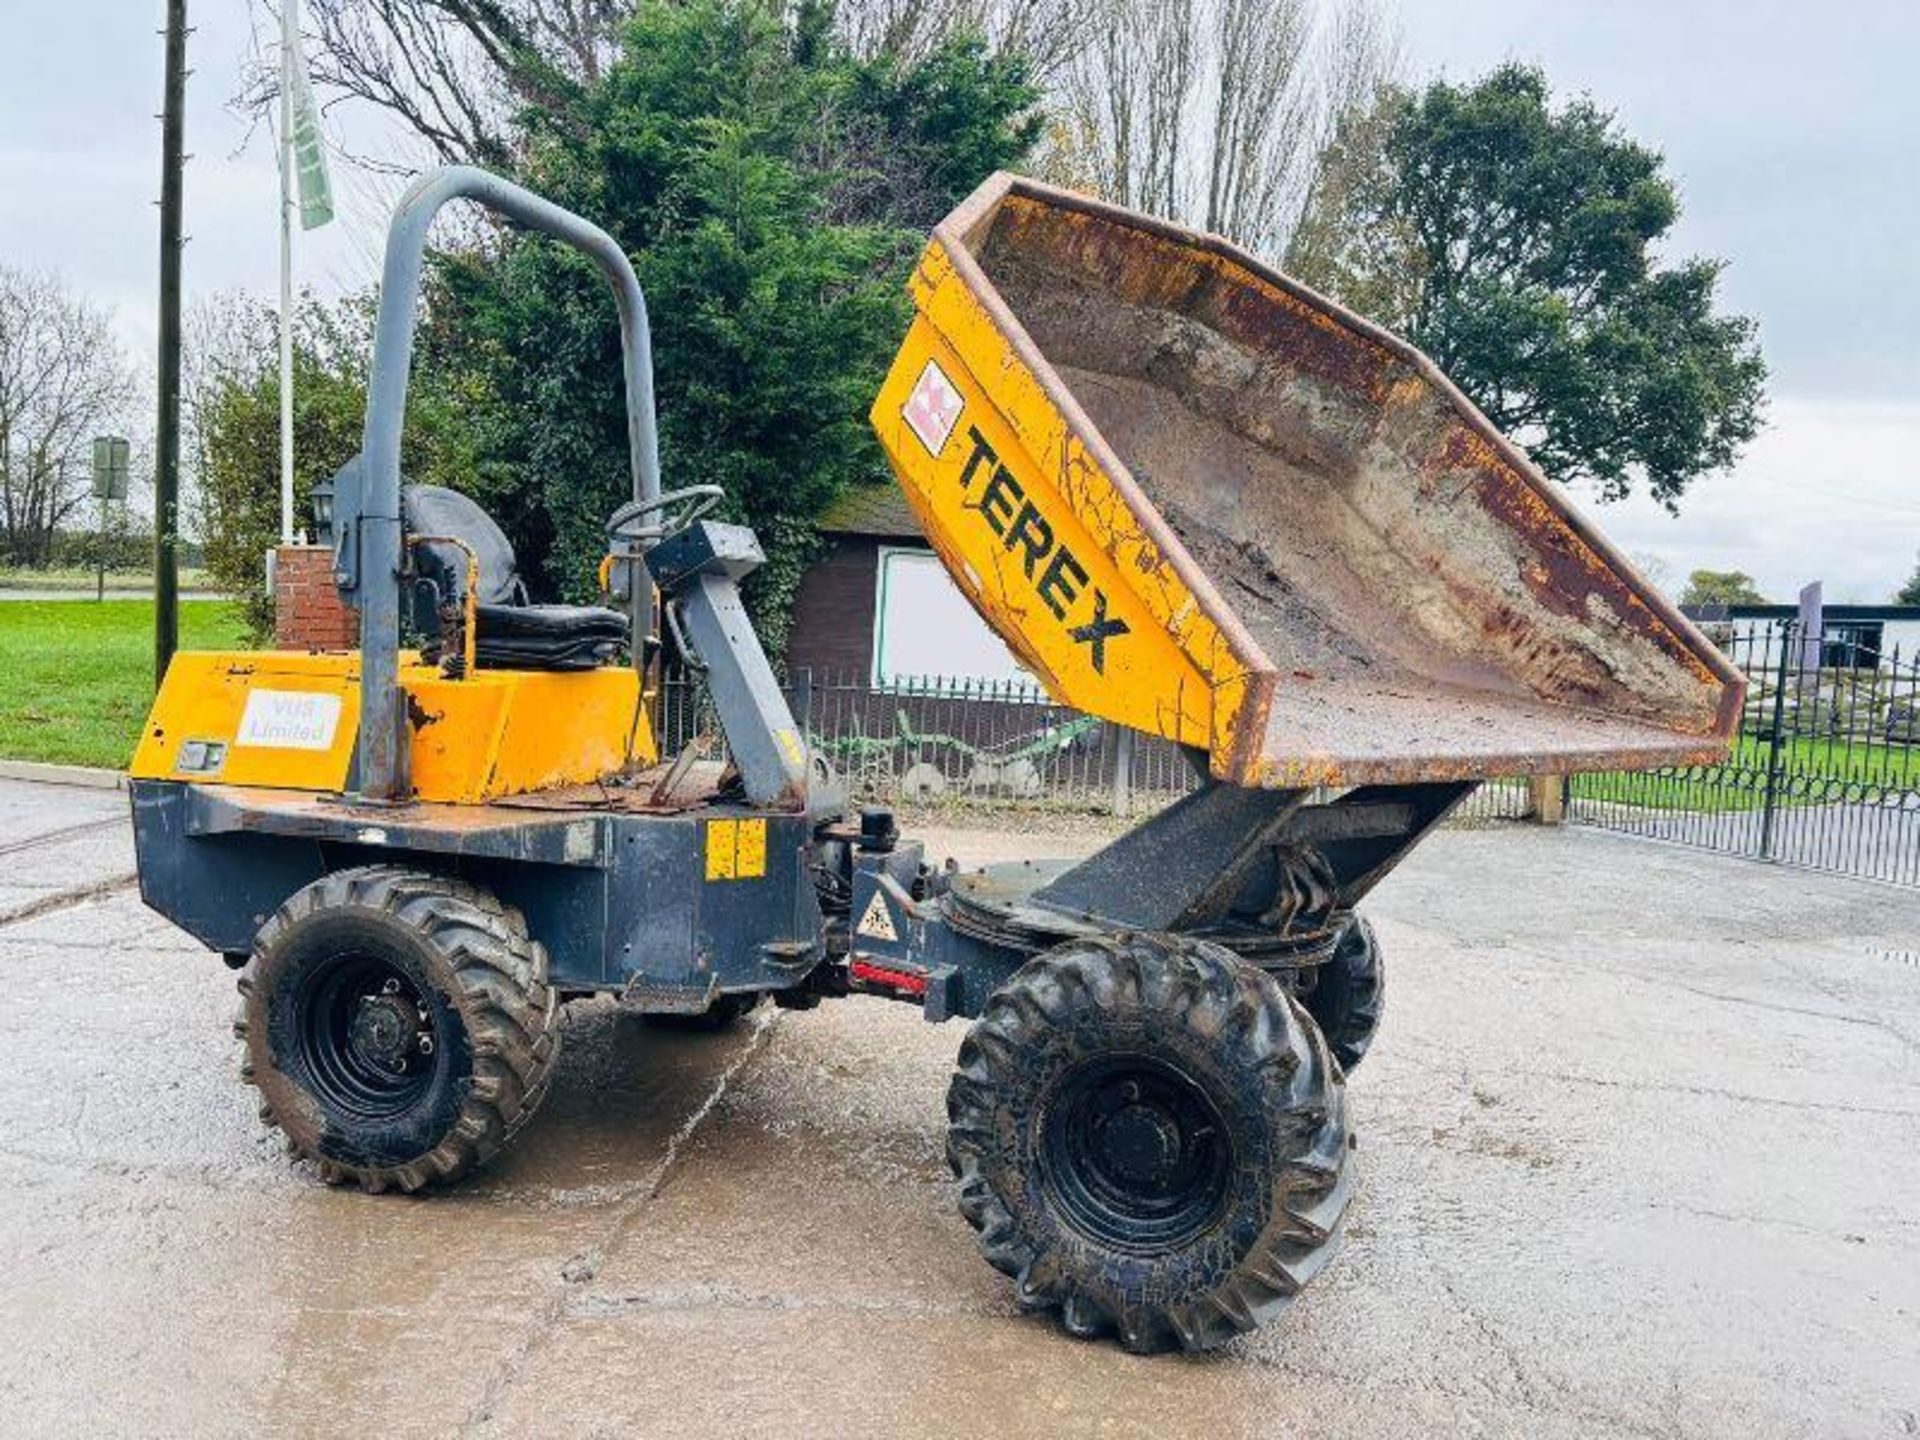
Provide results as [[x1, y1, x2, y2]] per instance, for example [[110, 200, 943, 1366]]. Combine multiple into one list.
[[402, 484, 631, 672]]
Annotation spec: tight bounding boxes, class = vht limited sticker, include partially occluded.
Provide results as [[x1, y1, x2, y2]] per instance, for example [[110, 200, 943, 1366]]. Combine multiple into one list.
[[235, 689, 343, 750]]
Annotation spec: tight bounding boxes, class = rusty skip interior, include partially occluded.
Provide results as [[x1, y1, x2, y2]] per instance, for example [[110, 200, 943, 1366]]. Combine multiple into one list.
[[957, 186, 1741, 782]]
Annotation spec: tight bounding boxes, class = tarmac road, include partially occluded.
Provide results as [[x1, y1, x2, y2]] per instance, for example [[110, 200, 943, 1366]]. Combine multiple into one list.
[[0, 775, 1916, 1438]]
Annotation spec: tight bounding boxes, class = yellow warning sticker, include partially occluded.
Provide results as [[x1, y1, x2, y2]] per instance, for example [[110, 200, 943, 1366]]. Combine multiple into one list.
[[705, 819, 736, 881], [706, 818, 766, 882], [735, 818, 767, 879]]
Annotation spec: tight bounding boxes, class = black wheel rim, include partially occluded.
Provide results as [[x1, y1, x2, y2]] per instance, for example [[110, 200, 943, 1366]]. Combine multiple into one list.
[[1038, 1054, 1233, 1253], [293, 951, 443, 1123]]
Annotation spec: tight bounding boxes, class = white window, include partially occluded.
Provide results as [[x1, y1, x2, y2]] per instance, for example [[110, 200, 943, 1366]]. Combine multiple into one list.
[[872, 545, 1037, 694]]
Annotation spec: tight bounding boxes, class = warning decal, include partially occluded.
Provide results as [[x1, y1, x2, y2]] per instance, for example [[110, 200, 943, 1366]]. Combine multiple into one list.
[[903, 359, 963, 457], [856, 889, 900, 942]]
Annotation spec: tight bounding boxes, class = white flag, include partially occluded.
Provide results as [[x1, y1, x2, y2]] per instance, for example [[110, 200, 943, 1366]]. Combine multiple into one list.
[[282, 0, 334, 230]]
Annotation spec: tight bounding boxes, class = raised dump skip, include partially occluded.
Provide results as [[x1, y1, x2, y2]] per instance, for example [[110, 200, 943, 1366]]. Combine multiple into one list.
[[870, 173, 1743, 787]]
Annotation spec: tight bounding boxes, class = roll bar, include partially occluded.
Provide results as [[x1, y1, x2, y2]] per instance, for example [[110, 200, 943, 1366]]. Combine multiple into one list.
[[341, 166, 661, 802]]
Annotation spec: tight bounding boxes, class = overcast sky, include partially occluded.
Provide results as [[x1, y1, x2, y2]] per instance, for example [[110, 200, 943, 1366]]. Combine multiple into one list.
[[1397, 0, 1920, 601], [2, 1, 1916, 600]]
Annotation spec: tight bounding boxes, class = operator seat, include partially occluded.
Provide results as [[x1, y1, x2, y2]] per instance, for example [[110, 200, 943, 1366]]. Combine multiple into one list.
[[402, 484, 631, 672]]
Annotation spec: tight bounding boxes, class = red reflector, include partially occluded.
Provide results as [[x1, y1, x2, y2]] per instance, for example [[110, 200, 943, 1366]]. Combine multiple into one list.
[[850, 959, 928, 996]]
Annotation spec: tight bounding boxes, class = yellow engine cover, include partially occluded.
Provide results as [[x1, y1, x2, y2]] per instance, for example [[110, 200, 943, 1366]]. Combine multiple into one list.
[[129, 651, 657, 803]]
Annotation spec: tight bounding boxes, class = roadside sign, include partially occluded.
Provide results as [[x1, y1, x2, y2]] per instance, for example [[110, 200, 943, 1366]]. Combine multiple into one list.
[[91, 435, 130, 501]]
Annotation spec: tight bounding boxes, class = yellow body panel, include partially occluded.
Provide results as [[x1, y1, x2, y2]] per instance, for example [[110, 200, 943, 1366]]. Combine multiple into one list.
[[871, 242, 1259, 772], [131, 651, 656, 802]]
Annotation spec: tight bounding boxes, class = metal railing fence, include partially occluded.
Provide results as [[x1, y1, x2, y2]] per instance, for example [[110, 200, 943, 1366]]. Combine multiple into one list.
[[657, 632, 1918, 887], [657, 665, 1538, 823], [1569, 621, 1920, 886]]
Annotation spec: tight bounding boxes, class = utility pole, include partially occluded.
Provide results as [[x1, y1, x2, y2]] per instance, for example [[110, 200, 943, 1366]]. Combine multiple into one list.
[[155, 0, 186, 687]]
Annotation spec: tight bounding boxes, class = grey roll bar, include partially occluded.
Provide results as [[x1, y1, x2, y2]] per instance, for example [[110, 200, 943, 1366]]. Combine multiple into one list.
[[349, 166, 662, 802]]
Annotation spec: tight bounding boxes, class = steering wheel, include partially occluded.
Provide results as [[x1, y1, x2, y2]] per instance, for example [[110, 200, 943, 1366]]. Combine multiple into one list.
[[606, 484, 725, 548]]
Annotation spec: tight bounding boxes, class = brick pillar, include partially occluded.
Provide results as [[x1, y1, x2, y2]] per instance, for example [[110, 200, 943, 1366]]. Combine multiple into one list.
[[273, 545, 357, 651]]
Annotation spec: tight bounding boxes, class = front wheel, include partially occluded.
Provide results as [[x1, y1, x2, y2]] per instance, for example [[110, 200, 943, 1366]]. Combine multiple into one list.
[[946, 933, 1354, 1353], [1303, 914, 1385, 1073], [235, 866, 561, 1192]]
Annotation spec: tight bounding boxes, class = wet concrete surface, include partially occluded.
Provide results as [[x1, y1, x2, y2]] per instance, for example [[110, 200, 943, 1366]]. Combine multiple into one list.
[[0, 776, 1916, 1437]]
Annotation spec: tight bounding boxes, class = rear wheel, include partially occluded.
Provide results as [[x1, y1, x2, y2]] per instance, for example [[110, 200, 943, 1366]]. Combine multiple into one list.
[[235, 866, 561, 1192], [946, 933, 1353, 1353]]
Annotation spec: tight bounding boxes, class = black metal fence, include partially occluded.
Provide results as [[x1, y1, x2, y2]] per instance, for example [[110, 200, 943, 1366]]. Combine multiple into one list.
[[661, 667, 1196, 812], [659, 665, 1540, 822], [1569, 621, 1920, 887], [660, 627, 1919, 886]]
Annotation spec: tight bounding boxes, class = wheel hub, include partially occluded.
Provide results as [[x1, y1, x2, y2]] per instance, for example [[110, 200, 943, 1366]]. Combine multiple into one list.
[[349, 992, 421, 1074], [293, 953, 440, 1123], [1099, 1104, 1183, 1187], [1040, 1055, 1233, 1253]]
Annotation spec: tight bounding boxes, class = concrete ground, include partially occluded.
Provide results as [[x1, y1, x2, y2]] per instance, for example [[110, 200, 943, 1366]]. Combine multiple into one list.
[[0, 776, 1915, 1439]]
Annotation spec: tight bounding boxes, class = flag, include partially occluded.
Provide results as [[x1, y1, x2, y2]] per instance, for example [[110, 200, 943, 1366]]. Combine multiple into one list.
[[282, 0, 334, 230]]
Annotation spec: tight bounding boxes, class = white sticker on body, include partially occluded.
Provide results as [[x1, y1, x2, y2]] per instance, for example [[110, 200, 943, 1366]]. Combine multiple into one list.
[[235, 689, 343, 751], [903, 359, 963, 457]]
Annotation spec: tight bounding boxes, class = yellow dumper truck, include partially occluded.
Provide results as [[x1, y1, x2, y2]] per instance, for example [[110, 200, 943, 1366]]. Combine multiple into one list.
[[129, 168, 1740, 1352]]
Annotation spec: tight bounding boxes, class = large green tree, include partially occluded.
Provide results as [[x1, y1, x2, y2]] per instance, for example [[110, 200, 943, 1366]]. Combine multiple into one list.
[[1678, 569, 1768, 610], [418, 0, 1039, 651], [194, 296, 481, 636], [1897, 557, 1920, 606], [1289, 65, 1766, 509]]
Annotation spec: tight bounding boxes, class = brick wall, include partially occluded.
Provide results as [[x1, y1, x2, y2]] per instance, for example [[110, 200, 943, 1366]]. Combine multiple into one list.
[[786, 535, 883, 677], [274, 545, 357, 651]]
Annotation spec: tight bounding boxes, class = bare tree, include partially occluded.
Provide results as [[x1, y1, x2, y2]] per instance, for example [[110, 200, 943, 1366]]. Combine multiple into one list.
[[0, 267, 138, 566], [259, 0, 1091, 175], [242, 0, 625, 169], [253, 0, 1396, 267], [1049, 0, 1399, 261], [835, 0, 1094, 79], [182, 292, 277, 545], [1283, 0, 1409, 307]]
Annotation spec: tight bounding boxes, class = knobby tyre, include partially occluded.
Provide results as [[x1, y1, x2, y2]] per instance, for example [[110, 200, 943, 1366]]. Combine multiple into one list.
[[946, 932, 1354, 1353], [1303, 914, 1384, 1073], [235, 865, 561, 1193]]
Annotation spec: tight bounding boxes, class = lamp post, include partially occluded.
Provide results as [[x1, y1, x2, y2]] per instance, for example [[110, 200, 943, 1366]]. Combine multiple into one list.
[[310, 475, 335, 546]]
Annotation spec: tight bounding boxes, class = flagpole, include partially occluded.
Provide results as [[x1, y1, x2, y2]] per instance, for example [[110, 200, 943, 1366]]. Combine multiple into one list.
[[278, 1, 296, 545]]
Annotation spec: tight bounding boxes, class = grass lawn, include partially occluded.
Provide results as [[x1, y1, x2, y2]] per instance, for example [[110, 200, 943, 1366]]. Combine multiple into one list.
[[0, 599, 249, 768], [1577, 732, 1920, 812]]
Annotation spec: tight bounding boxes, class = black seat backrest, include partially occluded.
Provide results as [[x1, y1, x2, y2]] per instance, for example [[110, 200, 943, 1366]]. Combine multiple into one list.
[[402, 484, 522, 607]]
